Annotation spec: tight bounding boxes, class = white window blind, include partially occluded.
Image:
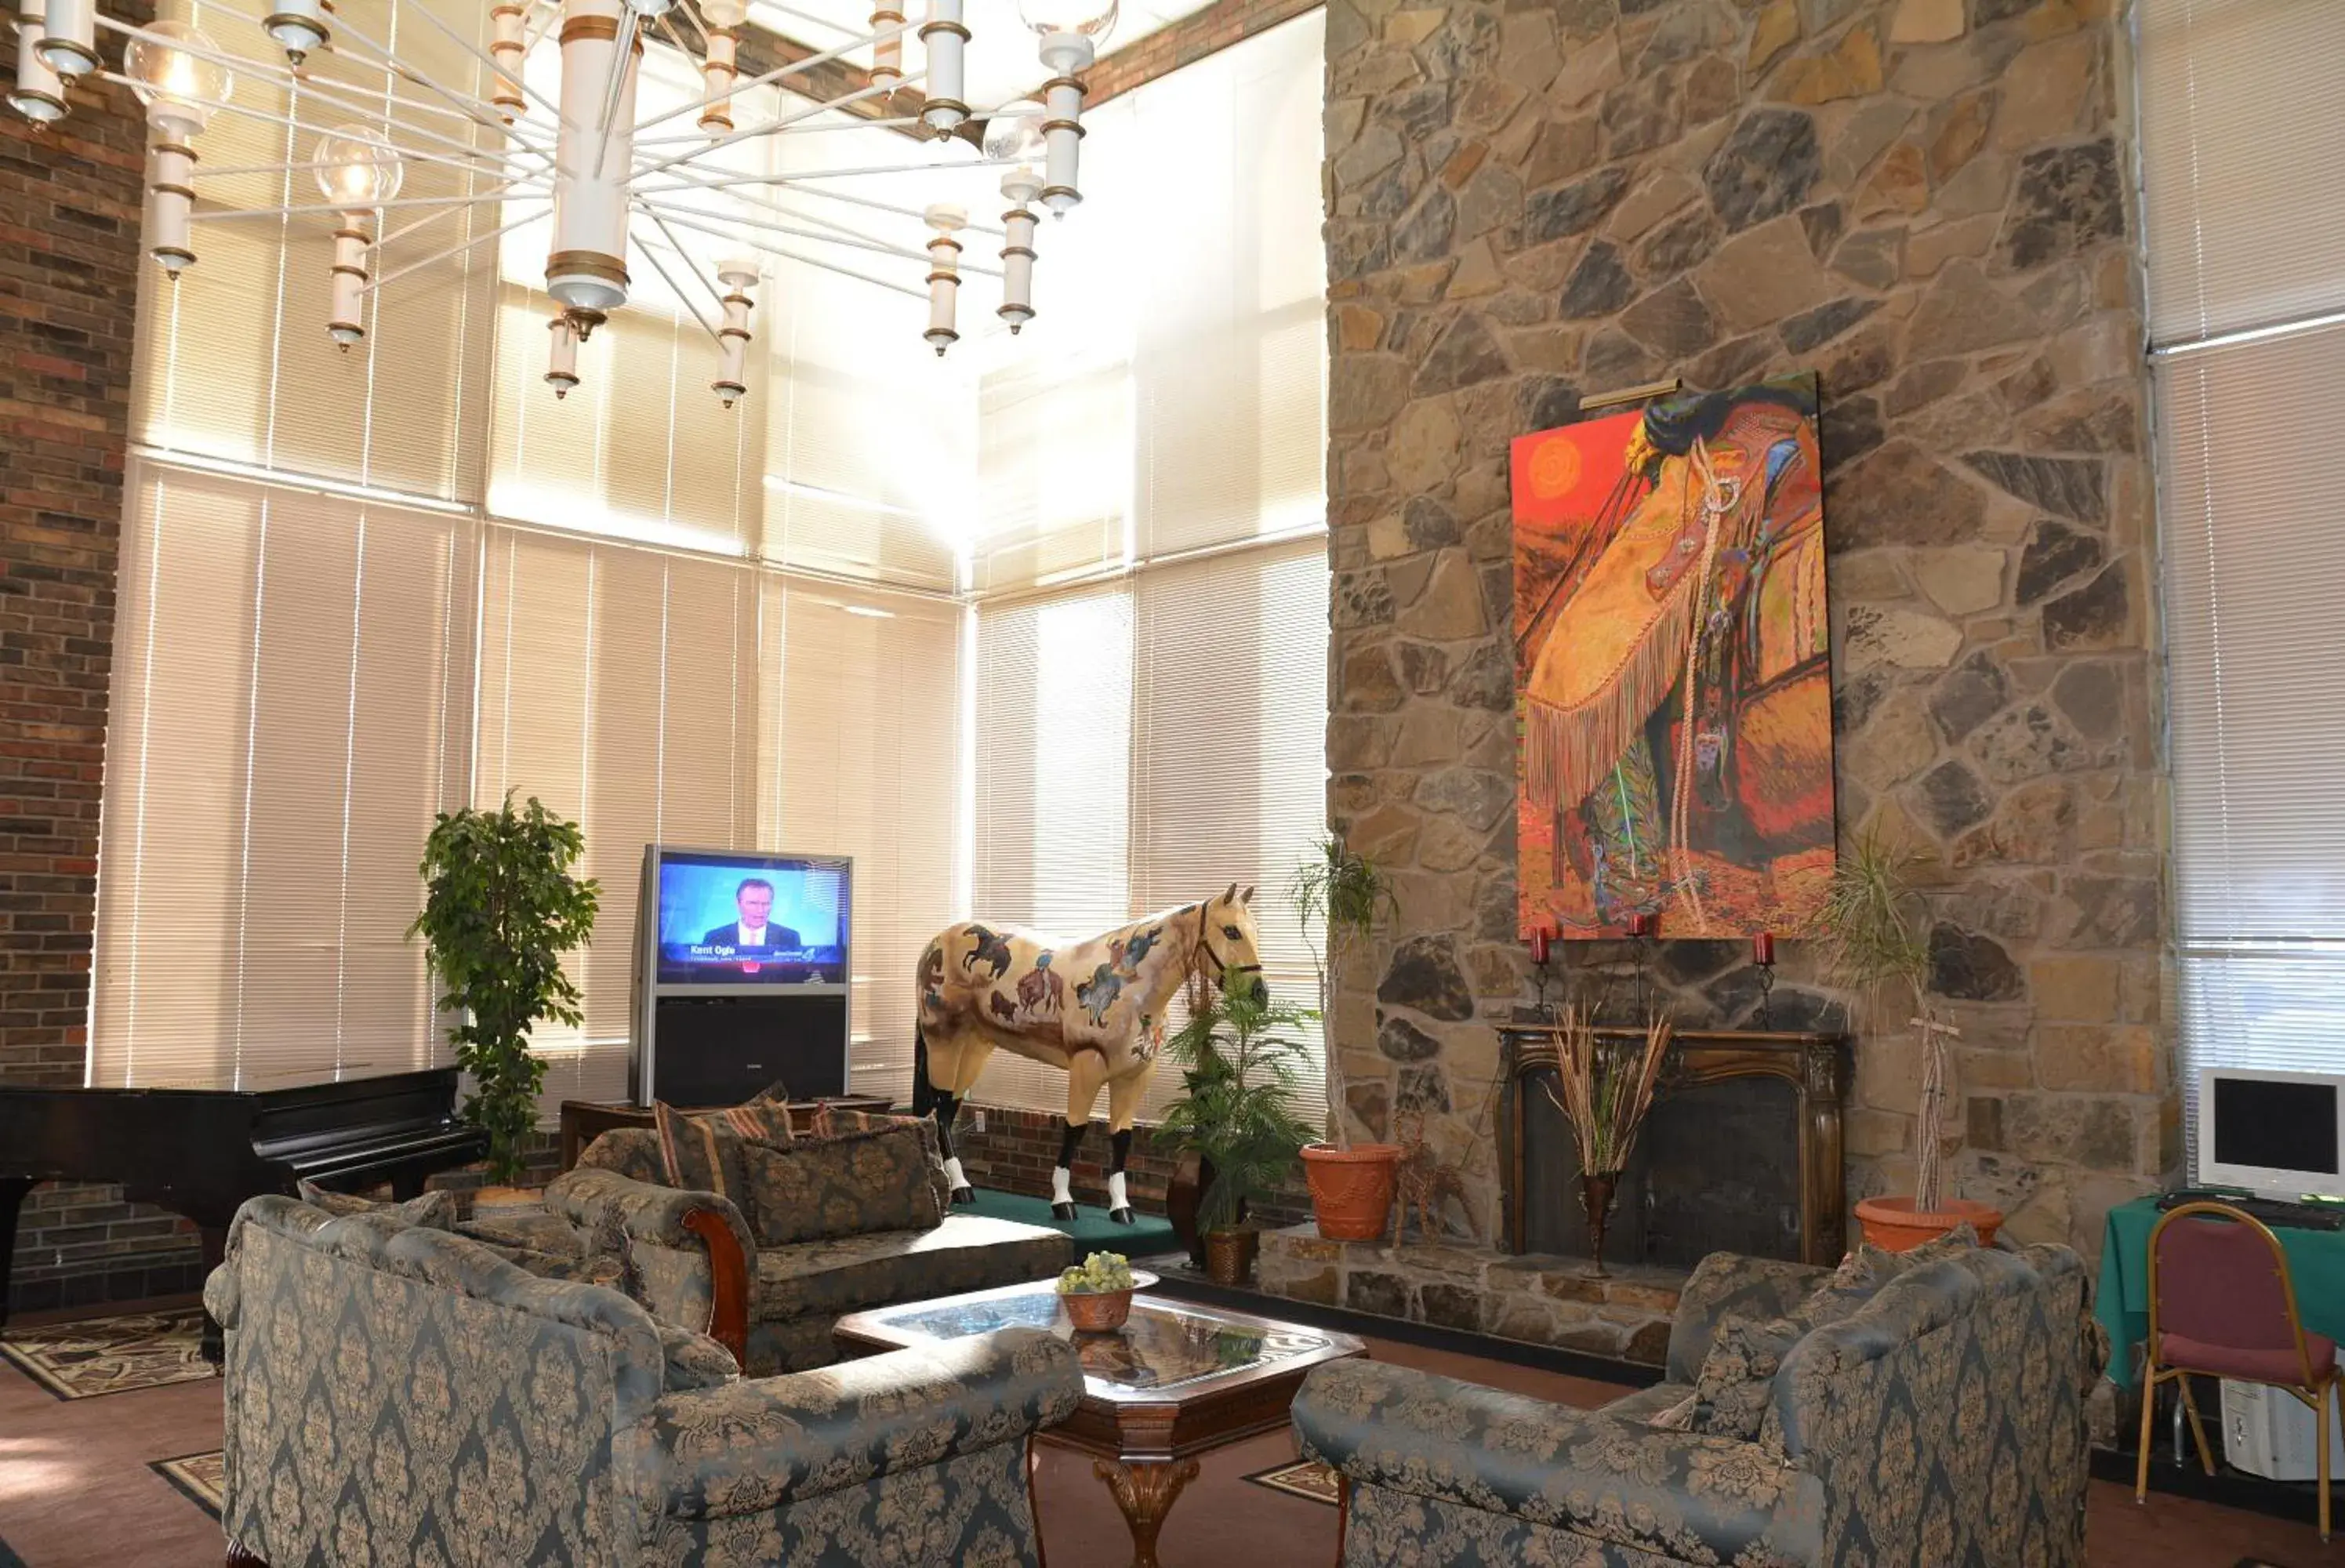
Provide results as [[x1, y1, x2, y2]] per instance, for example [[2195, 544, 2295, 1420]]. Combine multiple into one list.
[[474, 527, 757, 1102], [2136, 0, 2345, 346], [757, 580, 965, 1101], [968, 586, 1136, 1113], [132, 0, 499, 502], [91, 462, 473, 1089], [2139, 0, 2345, 1167]]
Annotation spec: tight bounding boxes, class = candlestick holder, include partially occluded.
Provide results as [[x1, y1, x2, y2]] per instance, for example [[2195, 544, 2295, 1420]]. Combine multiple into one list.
[[1629, 915, 1655, 1024], [1755, 957, 1777, 1028]]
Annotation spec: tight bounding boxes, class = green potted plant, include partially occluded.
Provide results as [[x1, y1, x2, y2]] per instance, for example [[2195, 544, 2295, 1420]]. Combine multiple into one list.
[[1291, 833, 1402, 1240], [410, 793, 600, 1208], [1158, 986, 1318, 1286], [1817, 830, 2002, 1250]]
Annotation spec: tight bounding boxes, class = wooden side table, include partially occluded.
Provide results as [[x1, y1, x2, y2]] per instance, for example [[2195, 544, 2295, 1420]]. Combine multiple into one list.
[[557, 1094, 896, 1171], [836, 1279, 1365, 1567]]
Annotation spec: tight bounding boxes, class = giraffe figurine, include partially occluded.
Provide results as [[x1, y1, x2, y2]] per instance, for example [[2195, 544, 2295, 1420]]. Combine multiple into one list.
[[1390, 1109, 1479, 1247]]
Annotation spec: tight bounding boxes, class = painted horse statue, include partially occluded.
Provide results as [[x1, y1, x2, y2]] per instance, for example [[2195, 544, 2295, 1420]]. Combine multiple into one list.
[[912, 885, 1268, 1224]]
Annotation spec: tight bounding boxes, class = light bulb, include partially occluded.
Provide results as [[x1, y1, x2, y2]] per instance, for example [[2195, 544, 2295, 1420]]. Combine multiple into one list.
[[1017, 0, 1114, 40], [314, 125, 404, 209], [698, 0, 748, 25], [125, 20, 232, 135], [980, 100, 1045, 164]]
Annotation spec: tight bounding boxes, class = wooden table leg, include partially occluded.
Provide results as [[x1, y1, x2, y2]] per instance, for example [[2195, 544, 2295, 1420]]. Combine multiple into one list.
[[1094, 1457, 1200, 1568]]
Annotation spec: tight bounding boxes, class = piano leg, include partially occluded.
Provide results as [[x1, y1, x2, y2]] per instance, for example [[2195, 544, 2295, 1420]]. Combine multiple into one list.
[[199, 1224, 229, 1367], [0, 1177, 31, 1330]]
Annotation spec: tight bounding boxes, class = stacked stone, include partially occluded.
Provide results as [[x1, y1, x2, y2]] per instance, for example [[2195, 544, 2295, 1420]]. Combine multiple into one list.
[[1323, 0, 2167, 1262], [1257, 1225, 1683, 1363]]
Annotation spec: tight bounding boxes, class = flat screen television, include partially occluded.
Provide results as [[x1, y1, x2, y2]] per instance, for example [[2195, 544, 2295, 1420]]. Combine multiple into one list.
[[646, 848, 851, 989], [2196, 1066, 2345, 1201]]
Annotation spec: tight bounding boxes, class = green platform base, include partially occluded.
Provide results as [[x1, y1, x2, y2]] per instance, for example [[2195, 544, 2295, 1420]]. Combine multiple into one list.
[[963, 1186, 1179, 1255]]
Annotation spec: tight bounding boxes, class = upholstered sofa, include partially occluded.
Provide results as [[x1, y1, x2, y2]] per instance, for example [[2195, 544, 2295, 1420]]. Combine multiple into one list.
[[1293, 1241, 2103, 1568], [540, 1126, 1073, 1376], [204, 1193, 1083, 1568]]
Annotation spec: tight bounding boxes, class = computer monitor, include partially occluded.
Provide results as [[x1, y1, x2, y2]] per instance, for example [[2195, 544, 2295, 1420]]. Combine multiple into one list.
[[2196, 1067, 2345, 1201]]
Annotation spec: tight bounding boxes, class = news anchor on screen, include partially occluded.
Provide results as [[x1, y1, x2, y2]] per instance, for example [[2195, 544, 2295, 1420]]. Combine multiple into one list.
[[702, 878, 802, 952]]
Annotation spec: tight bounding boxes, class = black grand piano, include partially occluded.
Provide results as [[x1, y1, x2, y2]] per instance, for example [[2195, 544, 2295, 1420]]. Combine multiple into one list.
[[0, 1068, 487, 1342]]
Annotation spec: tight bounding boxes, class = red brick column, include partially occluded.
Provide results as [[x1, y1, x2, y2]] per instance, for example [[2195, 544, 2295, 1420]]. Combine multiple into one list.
[[2, 32, 157, 1312]]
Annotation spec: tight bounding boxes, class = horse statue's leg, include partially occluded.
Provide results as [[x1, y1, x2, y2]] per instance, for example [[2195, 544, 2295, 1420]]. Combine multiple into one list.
[[1053, 1052, 1113, 1221], [1102, 1067, 1152, 1226], [917, 1022, 986, 1206]]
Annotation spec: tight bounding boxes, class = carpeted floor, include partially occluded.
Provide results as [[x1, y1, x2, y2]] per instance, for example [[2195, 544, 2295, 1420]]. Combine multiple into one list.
[[963, 1185, 1182, 1254], [0, 1300, 2333, 1566]]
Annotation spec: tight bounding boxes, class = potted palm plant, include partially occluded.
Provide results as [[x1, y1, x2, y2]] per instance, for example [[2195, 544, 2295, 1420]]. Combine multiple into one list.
[[1819, 830, 2002, 1250], [410, 793, 600, 1210], [1158, 985, 1318, 1286], [1292, 834, 1403, 1240]]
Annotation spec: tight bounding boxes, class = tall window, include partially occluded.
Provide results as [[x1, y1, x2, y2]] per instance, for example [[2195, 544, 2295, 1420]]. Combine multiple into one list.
[[964, 11, 1330, 1125], [2139, 0, 2345, 1160]]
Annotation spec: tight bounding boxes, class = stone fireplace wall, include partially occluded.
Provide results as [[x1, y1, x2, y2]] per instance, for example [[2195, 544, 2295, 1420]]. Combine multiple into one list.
[[1322, 0, 2171, 1264]]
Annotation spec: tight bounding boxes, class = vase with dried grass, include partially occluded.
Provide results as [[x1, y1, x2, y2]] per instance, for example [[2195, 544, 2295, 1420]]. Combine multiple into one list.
[[1543, 1007, 1675, 1278], [1817, 831, 2002, 1250]]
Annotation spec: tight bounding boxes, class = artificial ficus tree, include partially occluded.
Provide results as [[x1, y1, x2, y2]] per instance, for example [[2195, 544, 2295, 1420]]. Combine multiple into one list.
[[410, 793, 599, 1186]]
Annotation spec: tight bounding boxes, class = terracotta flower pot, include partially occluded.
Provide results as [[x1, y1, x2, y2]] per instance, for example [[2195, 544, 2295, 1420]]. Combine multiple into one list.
[[1202, 1227, 1260, 1287], [1854, 1194, 2004, 1252], [1059, 1287, 1136, 1333], [1301, 1142, 1400, 1241]]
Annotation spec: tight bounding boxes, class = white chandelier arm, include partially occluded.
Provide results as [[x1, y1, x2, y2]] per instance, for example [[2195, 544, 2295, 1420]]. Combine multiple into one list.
[[637, 114, 920, 147], [360, 202, 549, 293], [635, 152, 1007, 192], [394, 0, 569, 130], [90, 68, 535, 179], [629, 22, 913, 141], [638, 204, 733, 317], [192, 186, 550, 220], [659, 189, 906, 259], [640, 194, 1001, 275], [587, 9, 639, 180], [630, 223, 725, 347], [314, 16, 557, 155], [640, 154, 1007, 236], [374, 184, 546, 249], [755, 176, 1007, 237], [634, 204, 924, 297], [669, 0, 710, 47]]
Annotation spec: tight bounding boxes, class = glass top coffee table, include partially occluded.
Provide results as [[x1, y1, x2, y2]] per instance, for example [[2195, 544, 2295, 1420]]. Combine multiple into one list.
[[835, 1277, 1366, 1568]]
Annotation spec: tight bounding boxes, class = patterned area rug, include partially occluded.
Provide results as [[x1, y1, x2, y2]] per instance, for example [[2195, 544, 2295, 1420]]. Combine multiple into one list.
[[1244, 1457, 1341, 1508], [152, 1451, 227, 1522], [0, 1309, 212, 1400]]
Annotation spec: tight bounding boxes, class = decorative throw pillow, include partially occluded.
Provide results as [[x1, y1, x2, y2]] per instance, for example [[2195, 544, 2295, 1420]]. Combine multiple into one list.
[[1852, 1220, 1980, 1290], [1690, 1313, 1806, 1441], [1646, 1390, 1701, 1431], [738, 1122, 946, 1247], [805, 1106, 953, 1211], [296, 1181, 458, 1231], [652, 1081, 797, 1198]]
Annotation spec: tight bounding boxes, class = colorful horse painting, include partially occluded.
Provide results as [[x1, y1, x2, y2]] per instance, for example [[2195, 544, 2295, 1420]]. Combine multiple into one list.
[[913, 886, 1268, 1222], [1512, 372, 1835, 938]]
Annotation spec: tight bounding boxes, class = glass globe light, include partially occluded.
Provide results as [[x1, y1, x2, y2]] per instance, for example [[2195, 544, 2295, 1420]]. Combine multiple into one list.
[[314, 125, 405, 209], [1016, 0, 1115, 40], [980, 100, 1045, 164], [698, 0, 750, 26], [125, 20, 233, 135]]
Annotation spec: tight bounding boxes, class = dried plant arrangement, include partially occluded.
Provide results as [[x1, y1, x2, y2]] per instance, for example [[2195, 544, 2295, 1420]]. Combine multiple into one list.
[[1542, 1006, 1675, 1276]]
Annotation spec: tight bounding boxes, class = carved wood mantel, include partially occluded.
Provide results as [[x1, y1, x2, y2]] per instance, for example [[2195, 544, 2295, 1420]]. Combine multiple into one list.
[[1499, 1024, 1850, 1267]]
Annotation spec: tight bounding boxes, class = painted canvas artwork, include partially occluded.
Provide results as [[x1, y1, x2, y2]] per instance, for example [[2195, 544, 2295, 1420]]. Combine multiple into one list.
[[1512, 373, 1835, 939]]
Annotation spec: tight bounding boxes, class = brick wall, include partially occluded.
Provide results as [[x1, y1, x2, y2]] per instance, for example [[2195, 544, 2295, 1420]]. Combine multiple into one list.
[[0, 22, 180, 1315]]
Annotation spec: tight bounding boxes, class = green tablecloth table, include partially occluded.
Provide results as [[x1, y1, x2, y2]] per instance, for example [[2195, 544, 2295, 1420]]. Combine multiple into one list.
[[2096, 1194, 2345, 1389]]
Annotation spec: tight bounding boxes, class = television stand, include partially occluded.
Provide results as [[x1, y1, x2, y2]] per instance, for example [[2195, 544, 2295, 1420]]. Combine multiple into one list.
[[2154, 1189, 2345, 1230]]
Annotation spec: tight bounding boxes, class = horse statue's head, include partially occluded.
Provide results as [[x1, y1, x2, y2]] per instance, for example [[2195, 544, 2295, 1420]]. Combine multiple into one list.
[[1198, 883, 1269, 1006]]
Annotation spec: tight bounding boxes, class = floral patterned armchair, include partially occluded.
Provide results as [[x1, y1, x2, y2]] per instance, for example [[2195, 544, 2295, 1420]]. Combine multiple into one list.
[[1292, 1242, 2101, 1568], [204, 1195, 1082, 1568]]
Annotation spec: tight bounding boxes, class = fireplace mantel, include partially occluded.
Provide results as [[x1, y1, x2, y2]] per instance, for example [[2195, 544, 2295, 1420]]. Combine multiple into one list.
[[1498, 1023, 1851, 1267]]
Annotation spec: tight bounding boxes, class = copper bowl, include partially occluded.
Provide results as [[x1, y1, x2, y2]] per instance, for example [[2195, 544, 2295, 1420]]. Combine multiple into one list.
[[1057, 1270, 1157, 1333]]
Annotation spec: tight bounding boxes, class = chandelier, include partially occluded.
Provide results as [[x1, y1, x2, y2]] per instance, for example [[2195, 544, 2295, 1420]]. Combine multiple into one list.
[[5, 0, 1119, 402]]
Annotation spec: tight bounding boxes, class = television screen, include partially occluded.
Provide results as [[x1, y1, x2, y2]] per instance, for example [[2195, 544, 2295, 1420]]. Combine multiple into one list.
[[2212, 1073, 2340, 1178], [653, 849, 850, 986]]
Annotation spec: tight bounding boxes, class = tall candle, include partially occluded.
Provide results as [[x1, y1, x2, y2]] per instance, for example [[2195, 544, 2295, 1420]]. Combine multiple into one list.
[[1530, 926, 1551, 964], [1753, 931, 1776, 966], [1630, 911, 1658, 939]]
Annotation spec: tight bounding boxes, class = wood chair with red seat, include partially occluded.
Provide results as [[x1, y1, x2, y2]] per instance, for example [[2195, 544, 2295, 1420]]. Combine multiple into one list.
[[2136, 1198, 2340, 1539]]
